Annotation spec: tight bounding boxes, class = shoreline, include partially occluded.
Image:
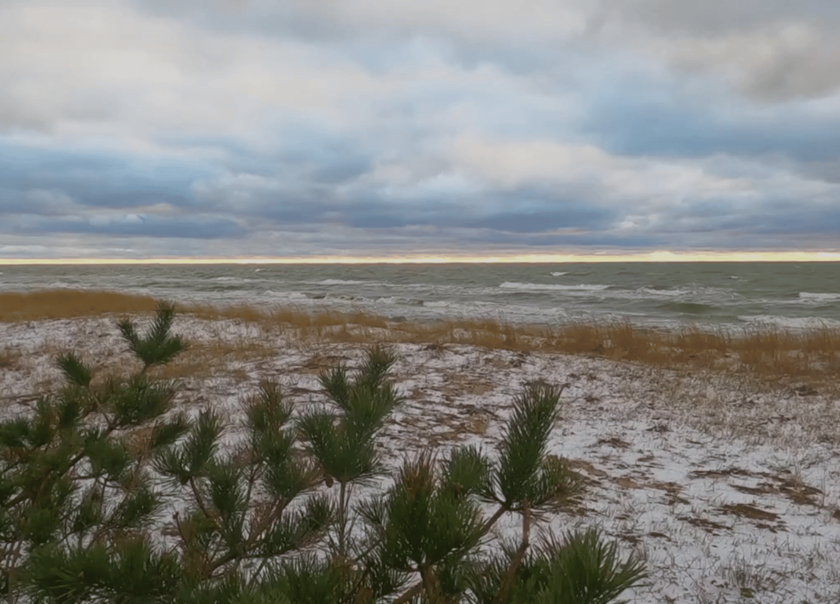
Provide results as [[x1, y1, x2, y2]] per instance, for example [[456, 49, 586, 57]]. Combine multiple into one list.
[[1, 312, 839, 603]]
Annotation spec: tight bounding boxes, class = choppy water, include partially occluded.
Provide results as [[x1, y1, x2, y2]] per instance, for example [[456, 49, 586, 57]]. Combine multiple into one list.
[[1, 263, 839, 330]]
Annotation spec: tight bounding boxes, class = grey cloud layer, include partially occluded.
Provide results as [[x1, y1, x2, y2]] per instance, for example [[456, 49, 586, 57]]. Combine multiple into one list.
[[0, 0, 838, 259], [134, 0, 840, 101]]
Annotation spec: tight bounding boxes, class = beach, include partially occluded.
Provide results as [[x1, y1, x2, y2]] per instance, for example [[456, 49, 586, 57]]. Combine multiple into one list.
[[2, 310, 839, 603]]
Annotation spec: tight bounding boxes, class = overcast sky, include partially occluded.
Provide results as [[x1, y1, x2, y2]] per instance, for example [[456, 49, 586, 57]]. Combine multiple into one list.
[[2, 0, 839, 261]]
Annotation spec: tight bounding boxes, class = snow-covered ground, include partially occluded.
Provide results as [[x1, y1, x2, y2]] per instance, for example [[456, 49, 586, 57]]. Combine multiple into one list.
[[2, 314, 840, 603]]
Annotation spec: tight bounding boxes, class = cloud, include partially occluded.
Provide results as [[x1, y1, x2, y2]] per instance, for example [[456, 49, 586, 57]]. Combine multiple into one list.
[[1, 0, 839, 259], [16, 214, 245, 239], [588, 0, 840, 101], [0, 140, 210, 210], [578, 76, 840, 163], [131, 0, 594, 44], [131, 0, 840, 102]]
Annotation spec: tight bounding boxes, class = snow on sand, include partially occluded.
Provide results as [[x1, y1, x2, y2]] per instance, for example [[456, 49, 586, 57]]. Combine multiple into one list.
[[2, 314, 840, 603]]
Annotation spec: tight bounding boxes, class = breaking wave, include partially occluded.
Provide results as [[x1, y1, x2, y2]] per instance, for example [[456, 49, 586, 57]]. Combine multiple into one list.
[[499, 282, 610, 292], [316, 279, 372, 286], [738, 315, 840, 329], [798, 292, 840, 302]]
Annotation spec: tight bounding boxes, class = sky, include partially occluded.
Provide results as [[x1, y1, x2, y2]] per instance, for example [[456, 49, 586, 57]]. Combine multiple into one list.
[[1, 0, 840, 262]]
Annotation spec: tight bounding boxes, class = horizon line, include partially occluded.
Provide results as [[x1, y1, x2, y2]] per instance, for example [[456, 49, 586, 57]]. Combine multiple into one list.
[[2, 251, 840, 265]]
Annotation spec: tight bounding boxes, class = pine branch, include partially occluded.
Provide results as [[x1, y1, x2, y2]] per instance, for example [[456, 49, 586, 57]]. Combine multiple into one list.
[[493, 499, 531, 604], [118, 301, 187, 372], [56, 353, 92, 388]]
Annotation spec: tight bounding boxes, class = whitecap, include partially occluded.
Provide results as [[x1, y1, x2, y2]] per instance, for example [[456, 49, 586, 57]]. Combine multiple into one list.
[[316, 279, 370, 286], [550, 271, 568, 277], [798, 292, 840, 302], [637, 287, 690, 298], [424, 299, 497, 310], [738, 315, 840, 329], [375, 296, 424, 306], [637, 286, 736, 301], [262, 290, 308, 301], [499, 282, 610, 292]]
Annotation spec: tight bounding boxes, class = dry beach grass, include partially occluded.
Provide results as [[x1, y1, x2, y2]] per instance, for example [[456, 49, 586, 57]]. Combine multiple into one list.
[[2, 289, 840, 386], [2, 290, 840, 602]]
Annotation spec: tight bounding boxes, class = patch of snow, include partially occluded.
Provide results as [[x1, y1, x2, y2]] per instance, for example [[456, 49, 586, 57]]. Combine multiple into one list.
[[1, 315, 839, 603]]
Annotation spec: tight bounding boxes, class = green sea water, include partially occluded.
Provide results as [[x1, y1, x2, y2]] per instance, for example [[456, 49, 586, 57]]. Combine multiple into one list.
[[1, 263, 839, 330]]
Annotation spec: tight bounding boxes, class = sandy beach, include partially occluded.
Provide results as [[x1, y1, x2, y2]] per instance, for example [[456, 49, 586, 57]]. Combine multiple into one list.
[[2, 313, 840, 603]]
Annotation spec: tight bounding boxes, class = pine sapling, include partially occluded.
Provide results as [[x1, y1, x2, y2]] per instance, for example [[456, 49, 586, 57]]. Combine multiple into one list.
[[2, 302, 646, 604], [0, 302, 189, 603], [298, 345, 403, 563]]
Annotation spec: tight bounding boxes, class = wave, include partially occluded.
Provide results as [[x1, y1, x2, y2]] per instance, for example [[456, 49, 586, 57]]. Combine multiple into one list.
[[636, 286, 737, 302], [798, 292, 840, 302], [262, 290, 308, 301], [210, 277, 256, 283], [499, 282, 610, 292], [316, 279, 371, 286], [657, 301, 717, 315], [738, 315, 840, 329], [550, 272, 568, 277], [374, 296, 424, 306], [424, 299, 498, 309], [638, 287, 691, 298]]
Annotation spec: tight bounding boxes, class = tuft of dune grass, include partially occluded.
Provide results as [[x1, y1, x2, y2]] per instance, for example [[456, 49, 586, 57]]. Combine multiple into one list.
[[2, 289, 839, 384], [0, 290, 159, 321]]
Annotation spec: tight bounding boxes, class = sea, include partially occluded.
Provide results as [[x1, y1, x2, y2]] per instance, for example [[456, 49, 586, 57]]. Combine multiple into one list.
[[1, 263, 839, 332]]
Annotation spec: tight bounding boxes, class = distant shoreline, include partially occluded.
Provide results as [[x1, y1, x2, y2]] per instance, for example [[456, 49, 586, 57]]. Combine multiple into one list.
[[3, 253, 840, 266]]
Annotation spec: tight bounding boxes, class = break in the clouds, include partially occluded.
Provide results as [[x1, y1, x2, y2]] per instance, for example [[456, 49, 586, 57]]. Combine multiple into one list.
[[1, 0, 839, 260]]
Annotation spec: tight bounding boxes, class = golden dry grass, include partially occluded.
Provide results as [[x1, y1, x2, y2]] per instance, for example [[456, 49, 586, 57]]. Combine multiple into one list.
[[3, 289, 839, 383], [150, 338, 277, 381], [87, 339, 277, 384], [0, 290, 159, 321]]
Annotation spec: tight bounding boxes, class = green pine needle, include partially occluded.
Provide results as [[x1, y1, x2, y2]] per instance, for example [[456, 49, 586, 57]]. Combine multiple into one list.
[[118, 301, 187, 371], [56, 353, 92, 387], [496, 382, 563, 508]]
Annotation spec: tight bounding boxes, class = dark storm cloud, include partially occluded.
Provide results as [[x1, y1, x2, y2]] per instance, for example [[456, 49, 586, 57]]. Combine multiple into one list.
[[580, 83, 840, 162], [467, 196, 617, 234], [10, 214, 244, 239], [0, 142, 208, 209], [338, 188, 617, 234]]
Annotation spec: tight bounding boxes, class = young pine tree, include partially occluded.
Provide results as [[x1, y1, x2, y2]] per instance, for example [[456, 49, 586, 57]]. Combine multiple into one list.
[[0, 301, 189, 603], [0, 302, 645, 604]]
